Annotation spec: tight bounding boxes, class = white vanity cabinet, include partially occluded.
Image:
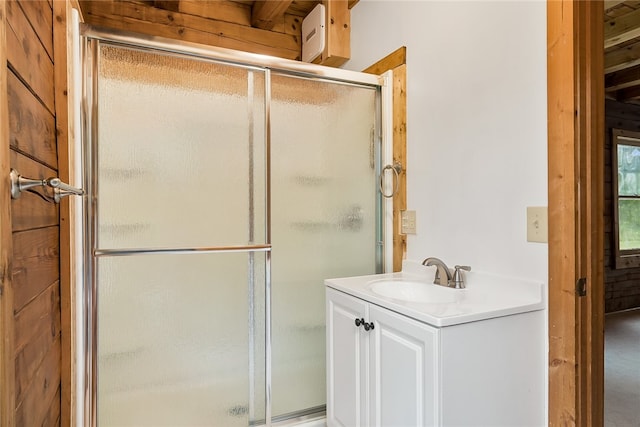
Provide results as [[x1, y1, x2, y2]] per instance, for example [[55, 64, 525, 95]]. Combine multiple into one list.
[[326, 286, 545, 427], [326, 287, 438, 427]]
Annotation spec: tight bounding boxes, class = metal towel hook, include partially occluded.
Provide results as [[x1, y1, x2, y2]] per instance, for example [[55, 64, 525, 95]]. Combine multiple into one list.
[[379, 162, 402, 198], [10, 168, 84, 204]]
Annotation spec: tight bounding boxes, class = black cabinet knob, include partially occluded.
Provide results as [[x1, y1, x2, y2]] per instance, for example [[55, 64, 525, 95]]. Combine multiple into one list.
[[355, 318, 374, 331]]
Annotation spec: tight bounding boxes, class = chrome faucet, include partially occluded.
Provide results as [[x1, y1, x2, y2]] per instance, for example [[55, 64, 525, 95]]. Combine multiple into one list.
[[422, 257, 453, 287], [422, 258, 471, 288]]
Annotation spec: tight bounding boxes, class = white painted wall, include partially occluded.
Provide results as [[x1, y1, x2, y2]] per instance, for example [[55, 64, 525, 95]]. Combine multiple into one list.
[[345, 0, 548, 284], [345, 1, 548, 422]]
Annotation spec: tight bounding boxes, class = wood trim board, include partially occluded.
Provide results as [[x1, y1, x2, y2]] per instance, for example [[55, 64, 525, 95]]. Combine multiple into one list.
[[364, 47, 407, 272], [547, 1, 605, 425], [577, 4, 605, 425], [53, 1, 82, 425], [362, 47, 405, 75]]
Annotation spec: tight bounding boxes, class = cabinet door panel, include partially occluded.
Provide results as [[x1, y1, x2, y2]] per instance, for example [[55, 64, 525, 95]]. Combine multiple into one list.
[[369, 305, 439, 427], [326, 288, 369, 427]]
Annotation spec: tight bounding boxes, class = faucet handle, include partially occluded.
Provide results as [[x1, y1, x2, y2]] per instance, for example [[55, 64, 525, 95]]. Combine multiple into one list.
[[452, 265, 471, 289]]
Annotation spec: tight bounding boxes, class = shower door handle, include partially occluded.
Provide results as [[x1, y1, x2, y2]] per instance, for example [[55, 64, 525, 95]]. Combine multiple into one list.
[[46, 177, 84, 195], [10, 168, 84, 203], [46, 177, 84, 203]]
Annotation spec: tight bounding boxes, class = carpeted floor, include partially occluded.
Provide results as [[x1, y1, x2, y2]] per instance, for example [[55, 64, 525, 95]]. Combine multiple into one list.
[[605, 308, 640, 427]]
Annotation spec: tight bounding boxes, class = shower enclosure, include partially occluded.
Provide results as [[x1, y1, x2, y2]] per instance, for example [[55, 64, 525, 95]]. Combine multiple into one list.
[[77, 26, 389, 426]]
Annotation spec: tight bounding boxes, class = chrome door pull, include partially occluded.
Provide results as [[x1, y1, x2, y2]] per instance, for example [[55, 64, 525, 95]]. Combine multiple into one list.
[[46, 177, 84, 195], [10, 168, 84, 203]]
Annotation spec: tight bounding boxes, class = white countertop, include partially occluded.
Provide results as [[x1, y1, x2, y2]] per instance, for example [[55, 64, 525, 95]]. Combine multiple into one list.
[[325, 260, 545, 327]]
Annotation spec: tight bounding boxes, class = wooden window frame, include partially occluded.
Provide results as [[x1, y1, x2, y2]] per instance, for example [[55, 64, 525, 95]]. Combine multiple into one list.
[[612, 128, 640, 268]]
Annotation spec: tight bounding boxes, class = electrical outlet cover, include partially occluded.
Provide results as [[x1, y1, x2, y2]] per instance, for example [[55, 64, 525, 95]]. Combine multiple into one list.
[[401, 210, 417, 234]]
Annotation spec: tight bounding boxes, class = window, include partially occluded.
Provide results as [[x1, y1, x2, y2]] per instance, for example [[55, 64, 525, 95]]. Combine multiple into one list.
[[613, 129, 640, 268]]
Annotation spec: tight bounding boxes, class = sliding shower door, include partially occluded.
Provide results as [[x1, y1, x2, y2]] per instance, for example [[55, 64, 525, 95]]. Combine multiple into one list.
[[269, 75, 380, 419], [86, 43, 268, 426], [80, 28, 385, 426]]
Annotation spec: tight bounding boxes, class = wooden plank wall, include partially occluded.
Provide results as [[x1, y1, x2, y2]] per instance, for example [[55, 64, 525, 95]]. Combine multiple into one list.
[[604, 99, 640, 312], [5, 0, 61, 425], [1, 1, 16, 425]]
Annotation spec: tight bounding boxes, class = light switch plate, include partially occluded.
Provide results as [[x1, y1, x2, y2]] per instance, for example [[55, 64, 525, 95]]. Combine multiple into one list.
[[401, 210, 416, 234], [527, 206, 548, 243]]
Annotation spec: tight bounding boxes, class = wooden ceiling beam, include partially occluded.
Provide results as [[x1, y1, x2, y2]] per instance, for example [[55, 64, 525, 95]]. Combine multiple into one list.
[[178, 1, 252, 26], [605, 7, 640, 48], [606, 62, 640, 91], [251, 0, 293, 30], [605, 40, 640, 73], [152, 1, 179, 12], [604, 0, 626, 11], [614, 84, 640, 102], [314, 0, 350, 67], [79, 0, 301, 59]]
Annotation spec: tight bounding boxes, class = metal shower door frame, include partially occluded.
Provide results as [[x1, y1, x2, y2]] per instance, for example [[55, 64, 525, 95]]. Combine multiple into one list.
[[76, 24, 388, 427]]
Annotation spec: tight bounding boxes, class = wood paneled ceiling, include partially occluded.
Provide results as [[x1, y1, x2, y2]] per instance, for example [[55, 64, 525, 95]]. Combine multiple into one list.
[[606, 1, 640, 102]]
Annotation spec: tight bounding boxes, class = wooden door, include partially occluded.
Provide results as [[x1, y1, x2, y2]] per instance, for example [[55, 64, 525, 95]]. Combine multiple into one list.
[[326, 288, 368, 427]]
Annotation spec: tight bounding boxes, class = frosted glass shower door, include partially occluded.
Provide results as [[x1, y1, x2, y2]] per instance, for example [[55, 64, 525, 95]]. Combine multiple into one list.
[[89, 44, 267, 426], [269, 75, 380, 418]]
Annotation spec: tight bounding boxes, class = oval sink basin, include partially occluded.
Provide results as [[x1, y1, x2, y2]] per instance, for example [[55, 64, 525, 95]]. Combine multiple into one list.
[[367, 279, 459, 304]]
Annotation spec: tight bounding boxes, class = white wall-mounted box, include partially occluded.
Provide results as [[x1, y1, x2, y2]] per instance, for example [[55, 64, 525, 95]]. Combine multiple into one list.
[[302, 4, 326, 62]]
